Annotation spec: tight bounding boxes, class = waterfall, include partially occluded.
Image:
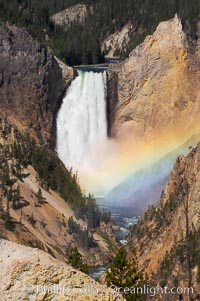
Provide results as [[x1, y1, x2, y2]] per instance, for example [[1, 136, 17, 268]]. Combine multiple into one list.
[[56, 70, 107, 170]]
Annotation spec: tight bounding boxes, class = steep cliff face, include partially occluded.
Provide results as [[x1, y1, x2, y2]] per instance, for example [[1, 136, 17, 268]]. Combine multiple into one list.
[[0, 22, 73, 146], [0, 240, 124, 301], [128, 143, 200, 299], [109, 15, 200, 144], [105, 15, 200, 212]]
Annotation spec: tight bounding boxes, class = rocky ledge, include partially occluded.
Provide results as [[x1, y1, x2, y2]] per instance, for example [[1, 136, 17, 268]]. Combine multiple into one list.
[[0, 240, 124, 301]]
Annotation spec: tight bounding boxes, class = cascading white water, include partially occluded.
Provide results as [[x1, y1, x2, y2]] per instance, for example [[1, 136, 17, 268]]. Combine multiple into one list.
[[56, 70, 107, 170]]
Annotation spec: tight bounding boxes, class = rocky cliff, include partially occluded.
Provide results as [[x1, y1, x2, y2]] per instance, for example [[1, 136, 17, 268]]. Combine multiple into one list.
[[0, 240, 124, 301], [128, 142, 200, 299], [51, 4, 87, 29], [108, 15, 200, 144], [0, 22, 73, 147], [102, 22, 133, 57], [105, 15, 200, 212]]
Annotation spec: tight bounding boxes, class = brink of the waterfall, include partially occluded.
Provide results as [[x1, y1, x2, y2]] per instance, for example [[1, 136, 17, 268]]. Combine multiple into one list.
[[56, 70, 108, 170]]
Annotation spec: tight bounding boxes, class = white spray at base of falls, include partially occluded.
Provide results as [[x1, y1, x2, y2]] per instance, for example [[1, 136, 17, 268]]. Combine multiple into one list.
[[56, 69, 193, 198], [56, 70, 107, 171]]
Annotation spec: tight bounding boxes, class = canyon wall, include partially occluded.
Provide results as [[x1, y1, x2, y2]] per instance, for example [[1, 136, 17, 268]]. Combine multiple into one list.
[[108, 15, 200, 145], [128, 143, 200, 299], [105, 15, 200, 212], [0, 22, 73, 146]]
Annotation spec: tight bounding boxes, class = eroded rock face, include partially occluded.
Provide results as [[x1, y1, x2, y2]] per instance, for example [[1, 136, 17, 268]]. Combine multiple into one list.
[[102, 22, 133, 57], [0, 22, 73, 146], [109, 15, 200, 143], [0, 240, 124, 301], [51, 4, 87, 29], [128, 142, 200, 298], [163, 142, 200, 230]]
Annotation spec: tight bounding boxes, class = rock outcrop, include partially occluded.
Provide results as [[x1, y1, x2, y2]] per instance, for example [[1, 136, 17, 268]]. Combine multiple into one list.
[[105, 15, 200, 212], [102, 22, 133, 57], [108, 15, 200, 144], [51, 4, 87, 29], [0, 22, 73, 146], [128, 142, 200, 299], [0, 240, 124, 301], [131, 142, 200, 270]]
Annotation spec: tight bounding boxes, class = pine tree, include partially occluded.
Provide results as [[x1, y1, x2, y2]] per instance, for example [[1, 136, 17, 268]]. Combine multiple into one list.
[[67, 246, 88, 274], [12, 185, 21, 209], [36, 187, 43, 205], [106, 248, 144, 301], [4, 199, 12, 230], [0, 194, 3, 218], [27, 213, 36, 227], [1, 162, 11, 187]]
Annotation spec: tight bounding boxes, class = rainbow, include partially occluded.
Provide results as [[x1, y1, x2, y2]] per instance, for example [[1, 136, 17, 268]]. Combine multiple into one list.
[[79, 123, 200, 212]]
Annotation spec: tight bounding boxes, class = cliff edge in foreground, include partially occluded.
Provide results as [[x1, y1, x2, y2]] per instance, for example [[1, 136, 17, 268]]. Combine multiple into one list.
[[0, 239, 124, 301]]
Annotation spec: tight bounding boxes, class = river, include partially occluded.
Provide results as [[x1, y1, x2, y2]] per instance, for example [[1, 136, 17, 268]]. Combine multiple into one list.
[[89, 207, 140, 280]]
